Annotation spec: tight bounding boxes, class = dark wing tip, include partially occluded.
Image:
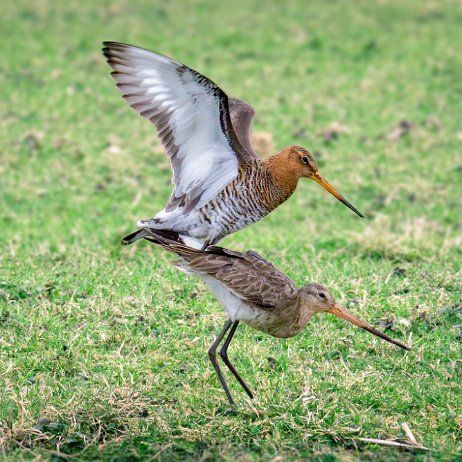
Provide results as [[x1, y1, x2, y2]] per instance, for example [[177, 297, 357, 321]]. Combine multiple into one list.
[[102, 41, 129, 49], [102, 42, 131, 60]]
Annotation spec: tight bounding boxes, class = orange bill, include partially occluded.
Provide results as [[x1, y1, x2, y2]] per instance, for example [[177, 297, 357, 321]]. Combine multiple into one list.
[[310, 173, 365, 218], [328, 304, 410, 350]]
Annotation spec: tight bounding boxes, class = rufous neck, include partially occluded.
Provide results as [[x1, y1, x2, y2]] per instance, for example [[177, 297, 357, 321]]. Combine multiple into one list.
[[264, 152, 300, 198]]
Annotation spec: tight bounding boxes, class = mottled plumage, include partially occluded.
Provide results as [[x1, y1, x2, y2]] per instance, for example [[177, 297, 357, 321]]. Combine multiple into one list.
[[102, 42, 364, 248], [141, 229, 410, 404]]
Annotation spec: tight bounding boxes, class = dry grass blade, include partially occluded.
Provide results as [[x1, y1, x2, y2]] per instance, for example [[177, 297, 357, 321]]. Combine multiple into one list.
[[356, 437, 430, 451], [401, 422, 417, 444]]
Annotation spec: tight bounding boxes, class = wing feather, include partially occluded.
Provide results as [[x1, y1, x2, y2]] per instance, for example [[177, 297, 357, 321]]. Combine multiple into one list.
[[103, 42, 256, 212], [228, 98, 258, 158], [130, 229, 298, 309], [186, 248, 298, 310]]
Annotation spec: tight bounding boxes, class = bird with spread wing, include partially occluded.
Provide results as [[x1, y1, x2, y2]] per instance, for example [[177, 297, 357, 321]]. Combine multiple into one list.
[[103, 42, 364, 250]]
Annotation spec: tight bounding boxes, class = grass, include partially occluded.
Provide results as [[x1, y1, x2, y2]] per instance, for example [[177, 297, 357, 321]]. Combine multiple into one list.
[[1, 0, 461, 460]]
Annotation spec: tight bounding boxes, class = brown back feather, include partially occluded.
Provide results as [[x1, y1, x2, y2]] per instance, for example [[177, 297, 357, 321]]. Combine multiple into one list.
[[139, 229, 299, 310]]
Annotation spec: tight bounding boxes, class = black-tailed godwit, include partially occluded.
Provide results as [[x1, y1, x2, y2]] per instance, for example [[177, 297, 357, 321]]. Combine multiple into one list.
[[102, 42, 365, 249], [139, 229, 409, 405]]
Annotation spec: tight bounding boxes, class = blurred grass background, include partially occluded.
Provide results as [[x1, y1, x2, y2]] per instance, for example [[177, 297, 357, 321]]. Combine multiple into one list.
[[1, 0, 461, 460]]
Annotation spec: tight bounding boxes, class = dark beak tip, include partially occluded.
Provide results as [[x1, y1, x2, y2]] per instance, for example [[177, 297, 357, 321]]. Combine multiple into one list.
[[349, 205, 365, 218]]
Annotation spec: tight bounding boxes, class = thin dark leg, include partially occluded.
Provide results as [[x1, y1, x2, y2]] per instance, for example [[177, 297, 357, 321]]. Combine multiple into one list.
[[208, 320, 235, 405], [219, 321, 254, 399], [200, 240, 210, 251]]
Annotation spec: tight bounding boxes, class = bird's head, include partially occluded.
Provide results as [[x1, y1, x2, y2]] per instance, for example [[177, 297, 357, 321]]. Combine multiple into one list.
[[281, 146, 365, 218], [300, 283, 410, 350]]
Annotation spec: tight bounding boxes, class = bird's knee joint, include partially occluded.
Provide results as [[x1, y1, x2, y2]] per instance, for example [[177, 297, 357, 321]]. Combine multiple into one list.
[[219, 348, 227, 360]]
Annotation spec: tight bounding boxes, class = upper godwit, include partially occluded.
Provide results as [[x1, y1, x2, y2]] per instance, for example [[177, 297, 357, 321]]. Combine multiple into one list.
[[138, 229, 409, 405], [102, 42, 365, 249]]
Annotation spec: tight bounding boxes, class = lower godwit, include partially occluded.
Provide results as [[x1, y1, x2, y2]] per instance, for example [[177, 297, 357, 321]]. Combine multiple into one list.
[[102, 42, 364, 250], [139, 229, 409, 405]]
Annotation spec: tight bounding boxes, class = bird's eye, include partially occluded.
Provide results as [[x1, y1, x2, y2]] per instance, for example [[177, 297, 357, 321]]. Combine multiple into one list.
[[301, 156, 309, 164], [318, 292, 326, 299]]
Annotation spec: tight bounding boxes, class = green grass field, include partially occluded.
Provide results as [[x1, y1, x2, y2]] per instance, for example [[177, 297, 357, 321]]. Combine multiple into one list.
[[1, 0, 461, 460]]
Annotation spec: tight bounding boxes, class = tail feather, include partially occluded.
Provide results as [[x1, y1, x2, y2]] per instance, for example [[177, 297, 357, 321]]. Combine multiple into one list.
[[122, 228, 250, 270], [122, 228, 204, 249], [125, 228, 215, 263], [121, 228, 152, 245], [140, 229, 246, 265], [141, 229, 203, 260]]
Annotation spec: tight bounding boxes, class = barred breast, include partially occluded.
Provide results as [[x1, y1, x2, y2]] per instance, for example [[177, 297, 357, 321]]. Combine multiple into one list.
[[191, 161, 289, 244]]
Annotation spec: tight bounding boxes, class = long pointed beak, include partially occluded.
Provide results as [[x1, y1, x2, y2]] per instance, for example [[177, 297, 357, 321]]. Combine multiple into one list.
[[310, 173, 365, 218], [328, 304, 410, 350]]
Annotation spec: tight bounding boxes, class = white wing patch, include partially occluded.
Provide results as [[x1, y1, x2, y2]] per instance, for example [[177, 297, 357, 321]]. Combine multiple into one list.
[[103, 42, 247, 214]]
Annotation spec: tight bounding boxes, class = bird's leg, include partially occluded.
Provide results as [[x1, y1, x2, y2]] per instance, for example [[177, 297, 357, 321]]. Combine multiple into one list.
[[200, 240, 210, 251], [219, 321, 254, 399], [208, 319, 235, 405]]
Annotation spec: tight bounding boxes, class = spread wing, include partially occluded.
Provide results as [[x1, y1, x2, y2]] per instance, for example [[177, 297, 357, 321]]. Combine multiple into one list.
[[228, 98, 258, 158], [102, 42, 257, 212]]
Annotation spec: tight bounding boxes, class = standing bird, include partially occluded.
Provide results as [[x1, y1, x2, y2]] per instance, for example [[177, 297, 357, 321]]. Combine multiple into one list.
[[102, 42, 364, 249], [139, 229, 409, 405]]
